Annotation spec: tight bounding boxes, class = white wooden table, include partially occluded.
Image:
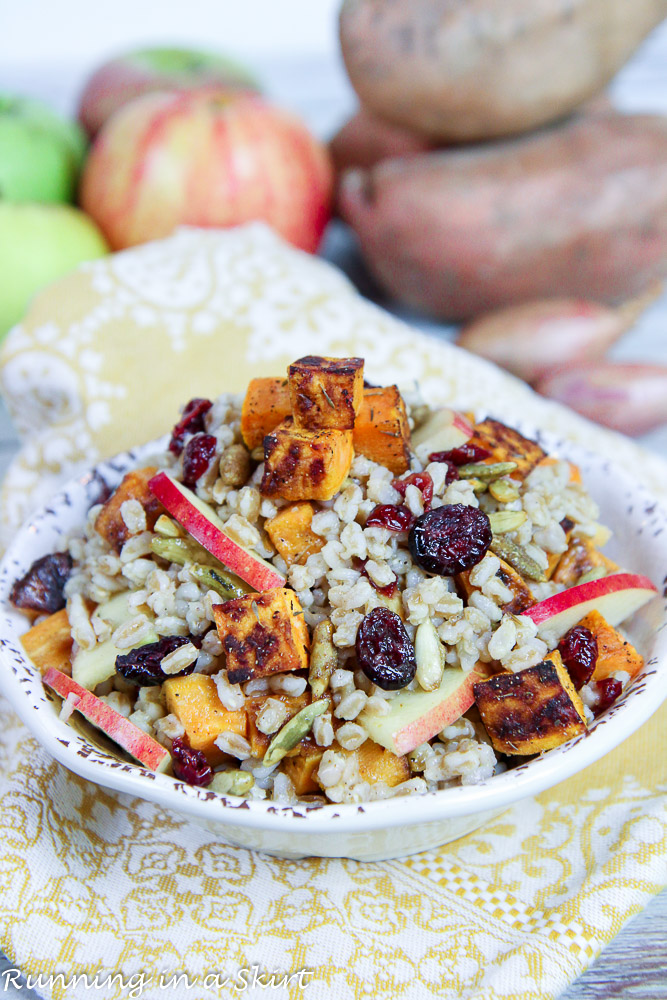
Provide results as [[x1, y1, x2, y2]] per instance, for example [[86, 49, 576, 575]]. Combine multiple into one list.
[[2, 25, 667, 998]]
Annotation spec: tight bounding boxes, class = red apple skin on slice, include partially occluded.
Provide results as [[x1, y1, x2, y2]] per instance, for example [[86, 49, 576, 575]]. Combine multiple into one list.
[[524, 573, 657, 644], [149, 471, 285, 592], [363, 663, 489, 757], [43, 666, 170, 772]]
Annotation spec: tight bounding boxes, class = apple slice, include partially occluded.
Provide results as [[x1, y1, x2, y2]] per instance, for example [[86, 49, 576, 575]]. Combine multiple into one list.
[[149, 471, 285, 591], [363, 662, 489, 756], [43, 666, 170, 772], [411, 407, 473, 457], [72, 591, 159, 691], [523, 572, 657, 645]]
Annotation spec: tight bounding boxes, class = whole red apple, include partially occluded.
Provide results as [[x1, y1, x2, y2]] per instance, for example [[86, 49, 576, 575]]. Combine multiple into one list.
[[79, 89, 333, 253], [78, 46, 260, 138]]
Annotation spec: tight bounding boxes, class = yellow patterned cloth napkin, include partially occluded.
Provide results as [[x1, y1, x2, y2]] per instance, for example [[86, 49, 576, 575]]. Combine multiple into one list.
[[1, 224, 666, 1000]]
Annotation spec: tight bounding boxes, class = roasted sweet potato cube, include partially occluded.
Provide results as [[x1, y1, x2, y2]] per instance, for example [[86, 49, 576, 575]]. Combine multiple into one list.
[[467, 419, 546, 480], [474, 653, 587, 755], [457, 557, 535, 616], [552, 535, 619, 586], [288, 355, 364, 431], [246, 692, 311, 759], [261, 418, 354, 501], [329, 741, 410, 789], [353, 386, 411, 474], [576, 609, 644, 681], [240, 377, 291, 450], [94, 467, 163, 552], [21, 608, 73, 676], [282, 740, 325, 794], [213, 587, 310, 684], [265, 501, 324, 567], [163, 674, 247, 765]]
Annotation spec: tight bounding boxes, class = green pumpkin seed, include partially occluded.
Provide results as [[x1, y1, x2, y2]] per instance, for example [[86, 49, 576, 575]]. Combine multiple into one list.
[[154, 514, 184, 538], [263, 700, 329, 768], [577, 566, 608, 585], [151, 536, 195, 566], [191, 564, 248, 601], [490, 536, 547, 583], [210, 770, 255, 796], [489, 480, 520, 504], [458, 461, 517, 481], [468, 478, 488, 495], [488, 510, 527, 534], [309, 620, 337, 699]]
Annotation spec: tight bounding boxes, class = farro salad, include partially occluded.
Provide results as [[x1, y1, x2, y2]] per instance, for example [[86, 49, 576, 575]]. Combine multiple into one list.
[[11, 356, 657, 805]]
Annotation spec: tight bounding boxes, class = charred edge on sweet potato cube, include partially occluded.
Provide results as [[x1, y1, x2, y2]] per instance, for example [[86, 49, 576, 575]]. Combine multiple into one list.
[[473, 655, 586, 755], [288, 356, 364, 431], [261, 417, 354, 501], [466, 419, 546, 480], [94, 467, 163, 553], [213, 588, 310, 684]]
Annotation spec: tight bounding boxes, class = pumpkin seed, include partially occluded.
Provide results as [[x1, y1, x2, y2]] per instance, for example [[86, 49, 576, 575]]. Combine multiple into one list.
[[488, 510, 527, 534], [150, 536, 195, 566], [489, 480, 520, 504], [154, 514, 184, 538], [577, 566, 608, 585], [458, 461, 517, 481], [309, 620, 337, 698], [262, 700, 329, 768], [468, 478, 488, 495], [490, 536, 547, 583], [209, 770, 255, 796], [414, 618, 445, 692], [190, 564, 248, 601]]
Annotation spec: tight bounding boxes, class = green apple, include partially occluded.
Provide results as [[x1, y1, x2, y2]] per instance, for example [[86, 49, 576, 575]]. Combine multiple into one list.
[[0, 94, 87, 203], [78, 46, 261, 137], [0, 202, 109, 339]]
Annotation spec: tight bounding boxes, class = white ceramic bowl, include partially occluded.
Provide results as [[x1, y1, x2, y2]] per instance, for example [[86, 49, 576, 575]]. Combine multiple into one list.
[[1, 430, 665, 862]]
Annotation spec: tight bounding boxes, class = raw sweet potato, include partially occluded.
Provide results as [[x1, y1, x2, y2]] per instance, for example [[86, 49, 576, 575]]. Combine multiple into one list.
[[241, 377, 291, 450], [353, 386, 411, 474], [339, 0, 667, 141], [330, 107, 436, 174], [339, 114, 667, 319]]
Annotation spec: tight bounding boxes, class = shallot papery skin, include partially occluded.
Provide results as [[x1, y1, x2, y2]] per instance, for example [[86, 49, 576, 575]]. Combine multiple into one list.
[[536, 362, 667, 435]]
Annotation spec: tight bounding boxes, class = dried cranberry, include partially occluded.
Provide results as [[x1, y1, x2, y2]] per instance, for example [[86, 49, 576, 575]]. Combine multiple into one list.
[[10, 552, 73, 615], [593, 677, 623, 717], [356, 607, 416, 690], [366, 504, 415, 532], [169, 397, 213, 455], [392, 472, 434, 508], [115, 635, 198, 686], [429, 443, 491, 466], [171, 737, 213, 786], [558, 625, 598, 689], [358, 559, 398, 598], [409, 504, 492, 576], [182, 433, 217, 488]]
